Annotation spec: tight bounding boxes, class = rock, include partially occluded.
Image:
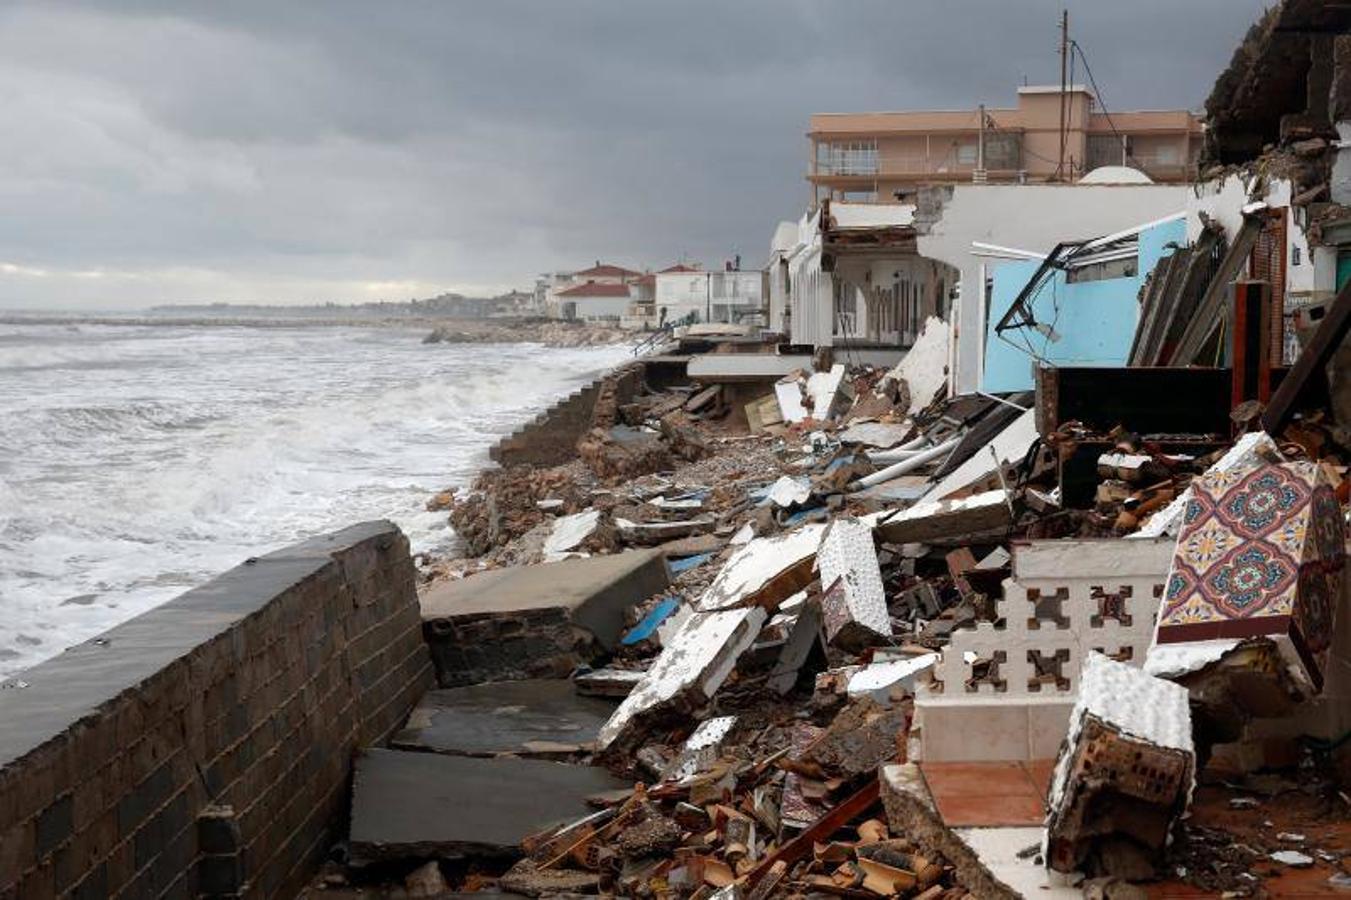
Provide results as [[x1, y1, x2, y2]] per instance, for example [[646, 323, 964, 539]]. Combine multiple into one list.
[[615, 815, 684, 858], [499, 858, 601, 896], [403, 861, 448, 897]]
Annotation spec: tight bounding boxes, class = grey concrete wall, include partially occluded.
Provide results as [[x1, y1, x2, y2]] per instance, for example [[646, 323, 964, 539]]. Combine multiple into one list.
[[0, 521, 432, 900], [489, 363, 644, 467]]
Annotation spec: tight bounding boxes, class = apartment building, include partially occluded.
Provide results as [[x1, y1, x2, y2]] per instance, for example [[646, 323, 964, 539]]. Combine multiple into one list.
[[808, 85, 1203, 203], [655, 265, 766, 325]]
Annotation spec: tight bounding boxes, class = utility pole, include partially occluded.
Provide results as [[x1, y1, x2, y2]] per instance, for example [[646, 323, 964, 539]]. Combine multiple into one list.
[[1057, 9, 1069, 181], [977, 103, 986, 171]]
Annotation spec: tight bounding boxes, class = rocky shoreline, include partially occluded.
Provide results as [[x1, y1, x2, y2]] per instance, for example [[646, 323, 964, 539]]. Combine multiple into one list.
[[422, 317, 639, 347]]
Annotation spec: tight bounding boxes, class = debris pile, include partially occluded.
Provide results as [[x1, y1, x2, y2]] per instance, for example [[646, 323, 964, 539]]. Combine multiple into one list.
[[323, 5, 1351, 895]]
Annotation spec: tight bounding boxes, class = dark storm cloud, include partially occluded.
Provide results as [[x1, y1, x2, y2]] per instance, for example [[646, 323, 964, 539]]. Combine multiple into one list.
[[0, 0, 1269, 308]]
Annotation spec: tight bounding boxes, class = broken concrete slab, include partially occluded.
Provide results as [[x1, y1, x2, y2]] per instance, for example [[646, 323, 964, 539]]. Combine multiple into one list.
[[389, 679, 617, 758], [774, 378, 809, 424], [816, 517, 892, 650], [837, 421, 914, 450], [925, 407, 1037, 503], [615, 515, 717, 545], [663, 715, 738, 782], [1044, 652, 1194, 879], [847, 653, 940, 704], [696, 524, 826, 612], [542, 510, 601, 562], [807, 363, 850, 420], [875, 489, 1013, 545], [763, 475, 812, 509], [884, 316, 950, 417], [420, 550, 670, 686], [596, 606, 768, 752], [349, 748, 625, 864]]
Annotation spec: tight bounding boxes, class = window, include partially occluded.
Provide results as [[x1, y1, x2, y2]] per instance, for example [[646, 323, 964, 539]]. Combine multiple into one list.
[[816, 140, 878, 175], [984, 134, 1021, 169], [955, 142, 978, 166]]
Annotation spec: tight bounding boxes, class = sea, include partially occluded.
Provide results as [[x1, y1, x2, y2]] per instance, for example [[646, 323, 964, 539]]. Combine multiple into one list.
[[0, 321, 634, 677]]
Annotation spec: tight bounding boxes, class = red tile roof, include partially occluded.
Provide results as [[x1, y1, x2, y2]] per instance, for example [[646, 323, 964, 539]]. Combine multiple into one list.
[[659, 263, 701, 273], [555, 281, 632, 298], [574, 263, 641, 278]]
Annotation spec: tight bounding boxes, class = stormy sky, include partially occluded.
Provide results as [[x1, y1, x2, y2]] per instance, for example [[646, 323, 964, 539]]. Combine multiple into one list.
[[0, 1, 1269, 310]]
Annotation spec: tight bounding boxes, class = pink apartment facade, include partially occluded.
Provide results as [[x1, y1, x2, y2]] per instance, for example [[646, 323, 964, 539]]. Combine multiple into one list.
[[808, 85, 1204, 203]]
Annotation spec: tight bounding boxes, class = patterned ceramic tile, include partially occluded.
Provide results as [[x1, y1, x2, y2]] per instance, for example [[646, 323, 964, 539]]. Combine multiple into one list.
[[1157, 462, 1344, 687]]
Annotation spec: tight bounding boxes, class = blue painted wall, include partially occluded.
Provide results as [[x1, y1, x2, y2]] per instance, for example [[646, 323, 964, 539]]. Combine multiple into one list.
[[981, 217, 1186, 392]]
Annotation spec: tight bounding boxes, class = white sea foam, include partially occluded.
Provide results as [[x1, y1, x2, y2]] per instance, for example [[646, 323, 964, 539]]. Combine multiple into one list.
[[0, 322, 633, 676]]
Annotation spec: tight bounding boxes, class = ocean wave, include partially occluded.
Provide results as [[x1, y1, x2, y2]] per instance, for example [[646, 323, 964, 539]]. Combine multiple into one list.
[[0, 328, 632, 677]]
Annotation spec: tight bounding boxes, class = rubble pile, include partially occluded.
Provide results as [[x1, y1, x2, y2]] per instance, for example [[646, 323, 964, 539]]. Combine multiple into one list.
[[370, 309, 1348, 897], [320, 5, 1351, 896]]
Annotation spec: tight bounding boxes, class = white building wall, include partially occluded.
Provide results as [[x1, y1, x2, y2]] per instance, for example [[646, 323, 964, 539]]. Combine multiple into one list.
[[655, 271, 764, 324], [567, 295, 632, 320]]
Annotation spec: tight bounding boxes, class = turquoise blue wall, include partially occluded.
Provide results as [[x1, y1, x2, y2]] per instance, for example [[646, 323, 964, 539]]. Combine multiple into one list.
[[981, 217, 1186, 392]]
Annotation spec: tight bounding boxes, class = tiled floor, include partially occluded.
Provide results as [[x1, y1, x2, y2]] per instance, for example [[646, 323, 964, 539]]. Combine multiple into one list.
[[919, 759, 1054, 827]]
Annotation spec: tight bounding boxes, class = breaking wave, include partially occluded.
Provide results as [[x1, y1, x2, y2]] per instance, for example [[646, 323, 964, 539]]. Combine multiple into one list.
[[0, 322, 632, 676]]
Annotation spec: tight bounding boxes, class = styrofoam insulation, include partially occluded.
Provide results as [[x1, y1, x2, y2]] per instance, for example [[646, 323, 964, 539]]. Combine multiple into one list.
[[816, 517, 891, 640], [697, 523, 826, 612], [837, 421, 914, 449], [1131, 431, 1283, 539], [1046, 651, 1193, 812], [596, 606, 767, 750]]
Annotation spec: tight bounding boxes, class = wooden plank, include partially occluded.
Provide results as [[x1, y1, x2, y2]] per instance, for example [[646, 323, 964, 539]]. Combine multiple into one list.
[[1262, 276, 1351, 434], [1154, 225, 1225, 366], [1172, 215, 1263, 366], [746, 779, 881, 887]]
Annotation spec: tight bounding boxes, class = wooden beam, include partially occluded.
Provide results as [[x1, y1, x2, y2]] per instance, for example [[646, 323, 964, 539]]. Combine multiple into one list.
[[1262, 276, 1351, 434], [745, 779, 881, 887]]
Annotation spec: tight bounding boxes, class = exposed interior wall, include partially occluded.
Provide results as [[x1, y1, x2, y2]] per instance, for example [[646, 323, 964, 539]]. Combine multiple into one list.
[[916, 183, 1192, 394], [0, 521, 432, 899], [982, 217, 1187, 391]]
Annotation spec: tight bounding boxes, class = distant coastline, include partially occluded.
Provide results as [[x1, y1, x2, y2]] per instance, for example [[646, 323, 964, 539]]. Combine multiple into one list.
[[0, 312, 640, 347]]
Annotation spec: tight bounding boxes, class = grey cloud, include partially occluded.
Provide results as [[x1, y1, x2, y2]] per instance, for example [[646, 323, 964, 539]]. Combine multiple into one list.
[[0, 0, 1270, 308]]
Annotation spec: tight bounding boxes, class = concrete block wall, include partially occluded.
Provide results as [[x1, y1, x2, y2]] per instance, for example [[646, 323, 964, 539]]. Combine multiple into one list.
[[0, 520, 432, 900], [489, 363, 644, 467]]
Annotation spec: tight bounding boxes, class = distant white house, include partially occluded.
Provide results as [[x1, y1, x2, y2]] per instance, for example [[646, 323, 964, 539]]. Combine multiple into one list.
[[654, 265, 765, 325], [552, 280, 633, 320], [542, 262, 643, 319]]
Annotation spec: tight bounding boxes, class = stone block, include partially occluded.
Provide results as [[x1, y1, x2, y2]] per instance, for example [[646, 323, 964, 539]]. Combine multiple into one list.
[[1044, 653, 1194, 879]]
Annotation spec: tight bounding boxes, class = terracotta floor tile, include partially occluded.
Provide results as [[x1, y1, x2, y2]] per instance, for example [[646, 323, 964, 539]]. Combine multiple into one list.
[[920, 760, 1054, 827], [930, 792, 1046, 827], [919, 761, 1036, 797], [1023, 758, 1057, 797]]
